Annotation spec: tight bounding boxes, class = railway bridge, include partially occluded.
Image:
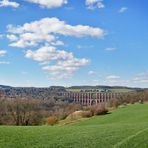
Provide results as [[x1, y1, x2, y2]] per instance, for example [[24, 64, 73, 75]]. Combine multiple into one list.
[[59, 92, 122, 106]]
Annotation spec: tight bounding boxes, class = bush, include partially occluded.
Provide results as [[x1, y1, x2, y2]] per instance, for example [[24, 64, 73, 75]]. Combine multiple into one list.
[[94, 106, 108, 115], [53, 104, 82, 120], [68, 113, 80, 121], [84, 104, 108, 116], [47, 116, 58, 125], [81, 111, 93, 118], [139, 100, 144, 104], [109, 99, 120, 108], [67, 110, 93, 120]]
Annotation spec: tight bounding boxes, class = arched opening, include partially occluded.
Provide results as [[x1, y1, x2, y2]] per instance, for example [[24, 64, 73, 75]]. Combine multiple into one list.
[[91, 99, 96, 106]]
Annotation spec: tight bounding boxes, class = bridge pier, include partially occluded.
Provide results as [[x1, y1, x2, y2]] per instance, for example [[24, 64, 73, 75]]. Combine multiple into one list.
[[61, 92, 121, 106]]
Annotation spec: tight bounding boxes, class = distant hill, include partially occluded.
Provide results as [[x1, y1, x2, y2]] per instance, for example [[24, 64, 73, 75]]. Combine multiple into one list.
[[0, 85, 144, 99], [67, 85, 142, 90], [0, 85, 66, 99], [0, 85, 12, 89], [66, 85, 143, 93]]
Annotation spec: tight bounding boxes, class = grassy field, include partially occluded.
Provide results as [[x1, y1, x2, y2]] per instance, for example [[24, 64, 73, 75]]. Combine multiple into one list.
[[0, 104, 148, 148], [66, 88, 133, 93]]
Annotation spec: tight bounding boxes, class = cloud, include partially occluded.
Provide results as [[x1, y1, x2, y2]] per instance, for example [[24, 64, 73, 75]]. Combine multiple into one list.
[[85, 0, 105, 10], [77, 45, 94, 49], [106, 75, 121, 83], [132, 71, 148, 84], [0, 61, 10, 64], [26, 46, 90, 79], [88, 70, 97, 76], [102, 71, 148, 87], [0, 50, 7, 57], [9, 33, 55, 48], [0, 0, 19, 8], [26, 0, 68, 9], [106, 75, 120, 79], [7, 17, 105, 48], [43, 58, 89, 79], [104, 47, 116, 51], [6, 34, 18, 41], [6, 17, 104, 79], [119, 7, 128, 13], [25, 46, 72, 62], [0, 50, 10, 64], [21, 71, 28, 75], [0, 34, 4, 38], [64, 6, 74, 10]]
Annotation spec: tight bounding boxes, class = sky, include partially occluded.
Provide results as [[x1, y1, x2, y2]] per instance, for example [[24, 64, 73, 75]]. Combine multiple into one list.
[[0, 0, 148, 88]]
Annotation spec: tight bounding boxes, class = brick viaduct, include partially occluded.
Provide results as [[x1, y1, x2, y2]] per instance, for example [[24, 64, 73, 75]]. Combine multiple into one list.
[[60, 92, 122, 106]]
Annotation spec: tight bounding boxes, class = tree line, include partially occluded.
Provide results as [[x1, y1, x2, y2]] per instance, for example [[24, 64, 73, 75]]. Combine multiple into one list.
[[0, 91, 82, 125], [109, 89, 148, 108], [0, 89, 147, 126]]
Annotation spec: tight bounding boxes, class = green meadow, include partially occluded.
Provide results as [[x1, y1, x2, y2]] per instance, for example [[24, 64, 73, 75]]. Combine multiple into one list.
[[0, 103, 148, 148], [66, 88, 133, 93]]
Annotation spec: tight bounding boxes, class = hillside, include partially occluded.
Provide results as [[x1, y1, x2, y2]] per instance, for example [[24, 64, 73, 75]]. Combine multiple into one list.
[[0, 85, 66, 99], [0, 103, 148, 148], [66, 86, 142, 93], [0, 85, 143, 99]]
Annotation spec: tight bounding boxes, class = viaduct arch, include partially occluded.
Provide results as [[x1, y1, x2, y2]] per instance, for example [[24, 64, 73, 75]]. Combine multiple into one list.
[[59, 92, 122, 106]]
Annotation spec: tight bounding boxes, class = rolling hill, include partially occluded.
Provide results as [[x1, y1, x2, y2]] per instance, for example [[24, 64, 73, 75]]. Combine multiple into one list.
[[0, 85, 143, 99], [0, 103, 148, 148]]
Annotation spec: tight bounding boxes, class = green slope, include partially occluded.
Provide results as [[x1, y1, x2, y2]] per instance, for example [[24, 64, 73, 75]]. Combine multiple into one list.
[[66, 88, 134, 92], [0, 104, 148, 148]]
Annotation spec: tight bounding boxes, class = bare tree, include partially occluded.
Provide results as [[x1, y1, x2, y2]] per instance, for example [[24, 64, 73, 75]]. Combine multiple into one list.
[[7, 97, 43, 125]]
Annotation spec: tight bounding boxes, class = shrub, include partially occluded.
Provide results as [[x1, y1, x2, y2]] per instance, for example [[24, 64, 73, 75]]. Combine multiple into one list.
[[53, 104, 82, 120], [94, 106, 108, 115], [67, 111, 83, 120], [68, 114, 80, 121], [109, 99, 120, 108], [90, 106, 95, 115], [139, 99, 144, 104], [47, 116, 58, 126], [67, 110, 93, 120], [86, 104, 108, 116], [54, 109, 68, 120], [81, 111, 93, 118]]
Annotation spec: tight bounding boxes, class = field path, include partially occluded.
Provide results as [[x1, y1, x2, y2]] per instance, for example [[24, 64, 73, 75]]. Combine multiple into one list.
[[113, 127, 148, 148]]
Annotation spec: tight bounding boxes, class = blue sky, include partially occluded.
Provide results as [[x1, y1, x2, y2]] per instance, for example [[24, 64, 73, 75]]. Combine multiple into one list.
[[0, 0, 148, 87]]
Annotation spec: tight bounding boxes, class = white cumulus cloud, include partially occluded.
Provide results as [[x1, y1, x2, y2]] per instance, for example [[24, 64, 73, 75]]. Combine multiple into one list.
[[88, 70, 97, 75], [106, 75, 120, 80], [85, 0, 105, 10], [6, 17, 104, 79], [6, 34, 18, 41], [7, 17, 105, 48], [104, 47, 116, 51], [0, 0, 19, 8], [119, 7, 128, 13], [0, 50, 7, 57], [0, 50, 10, 65], [106, 75, 121, 83], [26, 46, 90, 79], [132, 71, 148, 84], [26, 0, 68, 9], [0, 34, 4, 38]]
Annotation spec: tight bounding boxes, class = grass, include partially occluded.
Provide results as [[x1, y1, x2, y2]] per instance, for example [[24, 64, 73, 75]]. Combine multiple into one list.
[[108, 88, 134, 93], [66, 88, 83, 92], [0, 103, 148, 148], [66, 88, 133, 93]]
